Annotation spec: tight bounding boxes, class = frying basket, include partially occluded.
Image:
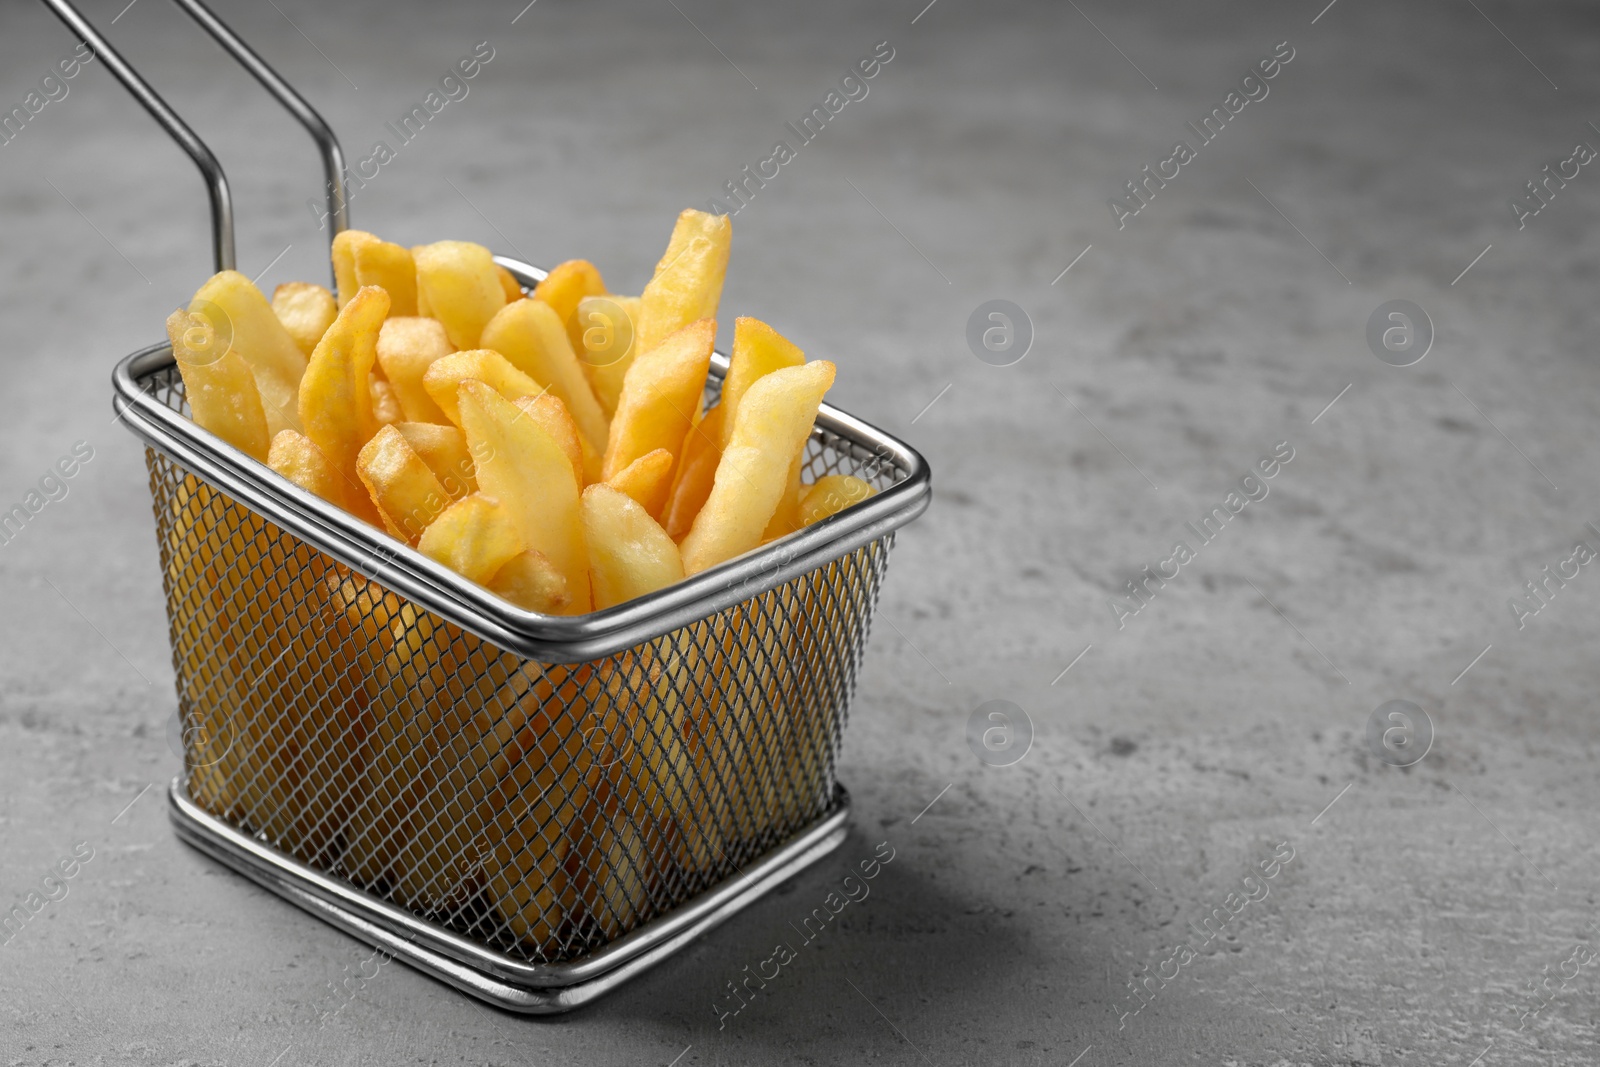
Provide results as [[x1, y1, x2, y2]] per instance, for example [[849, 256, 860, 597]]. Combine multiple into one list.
[[74, 0, 930, 1013]]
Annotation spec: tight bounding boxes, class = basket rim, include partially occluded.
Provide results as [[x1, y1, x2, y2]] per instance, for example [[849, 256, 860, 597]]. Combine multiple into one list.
[[115, 256, 932, 662]]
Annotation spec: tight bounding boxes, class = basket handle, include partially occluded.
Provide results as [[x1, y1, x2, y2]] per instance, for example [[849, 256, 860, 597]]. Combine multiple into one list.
[[37, 0, 350, 279], [166, 0, 350, 245], [39, 0, 235, 272]]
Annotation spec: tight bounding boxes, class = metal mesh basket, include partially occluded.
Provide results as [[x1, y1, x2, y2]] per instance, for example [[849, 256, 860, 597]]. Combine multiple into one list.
[[115, 318, 928, 1009], [65, 0, 929, 1011]]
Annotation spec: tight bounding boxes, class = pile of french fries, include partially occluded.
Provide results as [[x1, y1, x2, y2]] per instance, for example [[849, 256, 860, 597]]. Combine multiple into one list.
[[161, 210, 879, 948], [166, 209, 875, 613]]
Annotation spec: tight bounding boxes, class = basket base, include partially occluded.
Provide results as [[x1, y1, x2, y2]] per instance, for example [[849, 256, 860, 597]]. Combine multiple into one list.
[[167, 779, 851, 1014]]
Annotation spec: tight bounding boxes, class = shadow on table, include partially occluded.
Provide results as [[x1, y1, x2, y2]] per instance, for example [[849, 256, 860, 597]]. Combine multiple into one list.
[[574, 823, 1091, 1054]]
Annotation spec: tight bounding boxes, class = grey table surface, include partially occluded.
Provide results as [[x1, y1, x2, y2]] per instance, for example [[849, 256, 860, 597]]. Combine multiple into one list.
[[3, 0, 1599, 1063]]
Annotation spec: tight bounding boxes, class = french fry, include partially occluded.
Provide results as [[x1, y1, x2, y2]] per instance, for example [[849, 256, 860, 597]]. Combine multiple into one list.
[[681, 609, 780, 860], [582, 483, 685, 609], [163, 477, 379, 866], [161, 476, 249, 821], [422, 349, 545, 428], [346, 608, 517, 910], [576, 293, 640, 419], [573, 489, 694, 923], [481, 664, 596, 947], [579, 432, 603, 485], [458, 380, 592, 613], [799, 474, 876, 525], [267, 429, 345, 506], [581, 650, 688, 938], [413, 240, 507, 349], [331, 231, 360, 308], [501, 396, 577, 493], [636, 210, 731, 358], [719, 318, 805, 449], [393, 422, 476, 501], [661, 314, 805, 539], [298, 285, 389, 525], [638, 628, 730, 879], [760, 452, 805, 542], [166, 308, 271, 462], [606, 448, 674, 519], [418, 493, 523, 582], [356, 425, 451, 544], [496, 265, 525, 303], [333, 230, 418, 315], [192, 271, 308, 437], [371, 376, 402, 426], [680, 361, 835, 575], [661, 406, 724, 540], [481, 299, 610, 453], [376, 317, 454, 425], [601, 319, 715, 481], [271, 281, 337, 358], [532, 259, 605, 354], [488, 550, 571, 613], [243, 562, 381, 864], [414, 254, 432, 318]]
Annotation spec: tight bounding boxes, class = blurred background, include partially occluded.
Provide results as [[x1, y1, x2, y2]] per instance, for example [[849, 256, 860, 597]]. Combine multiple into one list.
[[3, 0, 1600, 1063]]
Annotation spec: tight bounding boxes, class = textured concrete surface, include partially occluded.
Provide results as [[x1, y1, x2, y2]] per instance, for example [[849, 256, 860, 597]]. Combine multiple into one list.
[[3, 0, 1600, 1063]]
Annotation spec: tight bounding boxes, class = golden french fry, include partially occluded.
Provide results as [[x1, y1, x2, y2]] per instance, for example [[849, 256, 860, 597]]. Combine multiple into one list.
[[358, 243, 419, 317], [639, 629, 728, 879], [496, 265, 525, 303], [482, 665, 596, 946], [579, 432, 603, 485], [271, 281, 337, 358], [601, 319, 714, 481], [488, 549, 571, 613], [298, 286, 389, 525], [357, 424, 451, 544], [333, 230, 418, 314], [481, 299, 610, 452], [680, 361, 835, 574], [761, 451, 805, 542], [799, 474, 876, 525], [267, 429, 345, 506], [371, 376, 402, 426], [636, 210, 731, 358], [414, 252, 432, 318], [418, 493, 524, 583], [576, 293, 640, 419], [662, 406, 724, 540], [582, 483, 684, 609], [161, 477, 246, 821], [422, 349, 544, 428], [166, 308, 271, 461], [163, 478, 381, 866], [192, 270, 308, 437], [332, 232, 360, 308], [346, 608, 519, 910], [606, 447, 674, 519], [247, 565, 382, 863], [532, 259, 605, 353], [393, 422, 476, 501], [458, 379, 592, 612], [721, 318, 804, 448], [413, 240, 507, 349], [511, 393, 584, 493], [376, 317, 454, 425]]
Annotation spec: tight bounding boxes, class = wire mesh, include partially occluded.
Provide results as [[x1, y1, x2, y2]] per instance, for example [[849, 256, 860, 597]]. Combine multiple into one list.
[[139, 363, 901, 967]]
